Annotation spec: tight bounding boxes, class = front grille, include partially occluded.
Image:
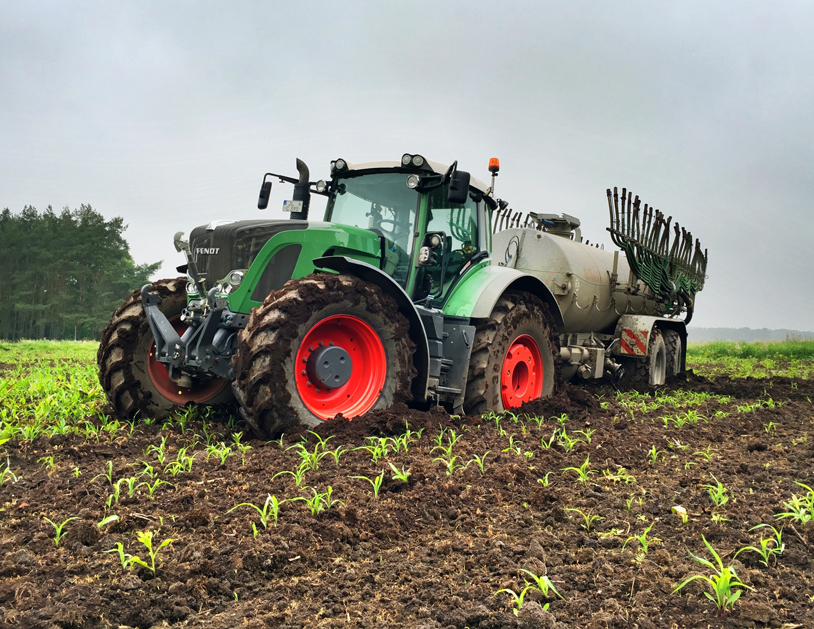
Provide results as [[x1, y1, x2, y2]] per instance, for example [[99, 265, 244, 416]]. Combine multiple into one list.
[[189, 220, 307, 289]]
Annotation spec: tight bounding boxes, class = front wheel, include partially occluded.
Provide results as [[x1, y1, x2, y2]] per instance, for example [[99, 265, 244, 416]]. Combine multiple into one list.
[[231, 274, 415, 437], [463, 292, 557, 415], [97, 278, 233, 419]]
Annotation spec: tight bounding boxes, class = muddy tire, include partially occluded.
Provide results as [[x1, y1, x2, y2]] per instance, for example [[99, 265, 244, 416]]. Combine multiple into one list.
[[663, 329, 683, 376], [97, 278, 233, 419], [231, 273, 415, 437], [621, 328, 667, 386], [463, 292, 557, 416]]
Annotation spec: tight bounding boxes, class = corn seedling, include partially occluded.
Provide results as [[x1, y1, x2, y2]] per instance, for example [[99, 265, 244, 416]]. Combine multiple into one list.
[[97, 514, 119, 529], [105, 542, 131, 568], [672, 505, 689, 525], [573, 428, 596, 444], [355, 437, 390, 463], [764, 421, 777, 434], [501, 435, 523, 456], [601, 467, 636, 484], [623, 522, 661, 563], [521, 568, 564, 601], [325, 445, 348, 466], [205, 442, 233, 466], [495, 569, 564, 615], [467, 452, 489, 475], [388, 462, 411, 483], [540, 429, 558, 449], [538, 471, 553, 487], [552, 413, 569, 426], [350, 471, 386, 498], [694, 445, 715, 462], [228, 494, 285, 529], [564, 507, 604, 532], [557, 430, 579, 453], [646, 446, 666, 465], [292, 486, 343, 516], [44, 516, 79, 547], [146, 436, 169, 465], [703, 474, 729, 508], [272, 464, 308, 487], [775, 482, 814, 525], [128, 530, 175, 576], [433, 453, 466, 476], [138, 461, 158, 480], [38, 455, 55, 470], [673, 535, 752, 613], [734, 524, 784, 567], [71, 466, 80, 478], [92, 460, 114, 485], [561, 455, 596, 483], [139, 478, 172, 500]]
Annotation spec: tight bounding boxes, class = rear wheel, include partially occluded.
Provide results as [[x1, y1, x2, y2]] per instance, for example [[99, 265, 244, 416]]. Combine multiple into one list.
[[97, 278, 233, 419], [663, 329, 683, 376], [622, 328, 667, 386], [463, 292, 557, 415], [231, 274, 415, 437]]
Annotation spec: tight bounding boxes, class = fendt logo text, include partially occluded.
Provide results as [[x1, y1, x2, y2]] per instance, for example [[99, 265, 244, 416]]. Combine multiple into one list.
[[196, 248, 220, 255]]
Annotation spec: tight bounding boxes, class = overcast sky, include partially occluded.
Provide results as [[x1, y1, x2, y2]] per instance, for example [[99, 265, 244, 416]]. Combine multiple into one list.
[[2, 2, 813, 331]]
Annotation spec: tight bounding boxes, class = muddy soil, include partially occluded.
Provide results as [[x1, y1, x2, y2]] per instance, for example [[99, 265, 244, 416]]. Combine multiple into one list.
[[1, 371, 813, 629]]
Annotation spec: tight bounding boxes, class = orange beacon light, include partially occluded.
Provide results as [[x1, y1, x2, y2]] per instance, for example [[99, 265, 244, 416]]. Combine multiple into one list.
[[488, 158, 500, 174]]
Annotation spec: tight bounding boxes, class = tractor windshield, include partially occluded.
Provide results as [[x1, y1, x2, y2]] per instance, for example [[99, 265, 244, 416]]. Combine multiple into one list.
[[326, 172, 420, 286]]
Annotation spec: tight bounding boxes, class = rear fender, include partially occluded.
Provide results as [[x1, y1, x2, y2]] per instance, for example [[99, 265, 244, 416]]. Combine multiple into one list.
[[444, 265, 564, 330], [313, 256, 430, 402], [613, 315, 687, 358]]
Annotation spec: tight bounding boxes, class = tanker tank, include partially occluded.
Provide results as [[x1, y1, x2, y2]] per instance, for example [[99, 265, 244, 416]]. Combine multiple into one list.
[[491, 226, 663, 335]]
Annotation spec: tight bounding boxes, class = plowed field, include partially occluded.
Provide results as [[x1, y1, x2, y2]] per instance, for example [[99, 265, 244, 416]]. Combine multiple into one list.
[[1, 350, 813, 629]]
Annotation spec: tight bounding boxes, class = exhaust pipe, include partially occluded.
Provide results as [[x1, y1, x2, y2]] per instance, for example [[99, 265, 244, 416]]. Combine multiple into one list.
[[290, 158, 310, 220]]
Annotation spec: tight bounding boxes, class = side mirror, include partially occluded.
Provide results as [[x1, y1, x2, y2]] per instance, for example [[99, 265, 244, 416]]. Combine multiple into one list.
[[447, 170, 470, 204], [173, 231, 189, 253], [258, 180, 272, 209]]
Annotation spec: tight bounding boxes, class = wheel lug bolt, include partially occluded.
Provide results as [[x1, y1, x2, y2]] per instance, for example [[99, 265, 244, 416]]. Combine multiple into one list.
[[319, 340, 324, 347], [329, 341, 334, 346], [301, 370, 306, 376], [306, 381, 312, 387]]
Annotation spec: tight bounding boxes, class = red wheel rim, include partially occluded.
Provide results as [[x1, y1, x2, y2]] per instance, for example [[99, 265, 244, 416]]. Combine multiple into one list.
[[294, 315, 387, 420], [501, 334, 543, 409], [146, 316, 229, 404]]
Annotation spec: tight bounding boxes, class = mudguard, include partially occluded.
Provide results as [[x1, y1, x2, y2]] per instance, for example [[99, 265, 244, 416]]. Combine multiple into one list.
[[444, 264, 565, 331], [313, 256, 431, 402], [613, 315, 687, 357]]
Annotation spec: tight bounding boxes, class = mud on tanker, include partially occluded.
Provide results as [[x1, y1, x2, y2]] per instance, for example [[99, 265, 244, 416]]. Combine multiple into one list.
[[98, 154, 708, 436]]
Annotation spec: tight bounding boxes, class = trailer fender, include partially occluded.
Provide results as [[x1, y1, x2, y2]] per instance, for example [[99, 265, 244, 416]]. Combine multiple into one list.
[[313, 255, 430, 402], [613, 315, 687, 358], [446, 265, 564, 331]]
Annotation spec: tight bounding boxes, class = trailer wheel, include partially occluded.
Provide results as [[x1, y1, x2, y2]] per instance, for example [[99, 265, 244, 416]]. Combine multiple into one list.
[[663, 329, 683, 376], [622, 328, 667, 386], [463, 292, 557, 416], [97, 278, 233, 419], [232, 274, 415, 437]]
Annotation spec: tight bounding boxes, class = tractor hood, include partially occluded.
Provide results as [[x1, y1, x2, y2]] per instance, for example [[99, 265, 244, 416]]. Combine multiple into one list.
[[189, 219, 307, 289]]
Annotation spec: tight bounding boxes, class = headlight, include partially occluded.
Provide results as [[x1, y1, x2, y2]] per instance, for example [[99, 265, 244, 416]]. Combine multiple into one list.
[[228, 270, 245, 287]]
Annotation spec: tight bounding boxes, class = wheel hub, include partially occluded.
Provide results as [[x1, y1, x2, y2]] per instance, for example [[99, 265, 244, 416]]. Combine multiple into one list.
[[501, 334, 543, 409], [305, 345, 353, 389]]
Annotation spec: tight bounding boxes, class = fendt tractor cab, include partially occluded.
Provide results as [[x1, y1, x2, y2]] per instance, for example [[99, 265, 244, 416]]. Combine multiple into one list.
[[98, 154, 707, 436]]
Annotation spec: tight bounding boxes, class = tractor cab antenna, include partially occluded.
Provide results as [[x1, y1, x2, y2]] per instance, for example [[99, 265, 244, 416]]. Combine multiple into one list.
[[488, 157, 500, 195]]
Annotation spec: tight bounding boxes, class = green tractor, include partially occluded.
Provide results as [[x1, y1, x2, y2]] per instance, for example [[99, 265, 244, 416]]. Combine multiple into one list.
[[98, 154, 706, 435]]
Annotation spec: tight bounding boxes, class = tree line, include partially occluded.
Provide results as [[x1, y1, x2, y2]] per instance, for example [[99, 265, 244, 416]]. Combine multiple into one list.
[[0, 205, 160, 341]]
